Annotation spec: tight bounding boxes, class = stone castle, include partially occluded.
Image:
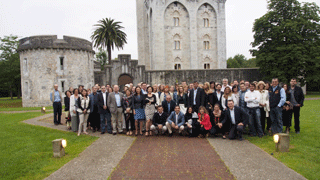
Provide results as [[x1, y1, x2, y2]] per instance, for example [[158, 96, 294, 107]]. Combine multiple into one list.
[[17, 0, 264, 107], [137, 0, 227, 70]]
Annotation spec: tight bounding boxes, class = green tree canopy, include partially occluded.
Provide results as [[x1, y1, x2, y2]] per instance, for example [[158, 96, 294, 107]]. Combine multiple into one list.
[[251, 0, 320, 85], [91, 18, 127, 64], [227, 54, 257, 68], [0, 35, 21, 99]]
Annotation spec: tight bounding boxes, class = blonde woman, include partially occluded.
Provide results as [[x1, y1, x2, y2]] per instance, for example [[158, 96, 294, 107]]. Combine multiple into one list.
[[77, 89, 91, 136], [221, 87, 238, 110], [176, 85, 188, 114], [203, 82, 217, 112], [257, 81, 269, 134], [160, 86, 173, 103]]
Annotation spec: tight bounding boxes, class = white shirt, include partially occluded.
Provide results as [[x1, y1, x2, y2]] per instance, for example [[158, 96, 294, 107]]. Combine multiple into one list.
[[244, 90, 261, 108], [175, 113, 179, 124], [216, 92, 221, 101], [230, 108, 235, 124], [102, 92, 107, 106]]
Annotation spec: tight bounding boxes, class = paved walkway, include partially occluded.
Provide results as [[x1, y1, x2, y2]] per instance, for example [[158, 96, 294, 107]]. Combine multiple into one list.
[[22, 113, 307, 180]]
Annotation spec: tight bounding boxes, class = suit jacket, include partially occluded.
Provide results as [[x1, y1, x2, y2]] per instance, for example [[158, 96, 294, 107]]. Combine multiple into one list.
[[292, 86, 305, 106], [221, 106, 248, 130], [205, 92, 218, 110], [167, 111, 185, 127], [107, 92, 124, 114], [97, 92, 110, 114], [213, 91, 224, 109], [88, 92, 99, 113], [162, 100, 176, 114], [189, 88, 205, 109]]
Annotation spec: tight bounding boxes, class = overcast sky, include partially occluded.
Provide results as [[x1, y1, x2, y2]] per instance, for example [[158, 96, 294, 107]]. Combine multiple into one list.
[[0, 0, 319, 60]]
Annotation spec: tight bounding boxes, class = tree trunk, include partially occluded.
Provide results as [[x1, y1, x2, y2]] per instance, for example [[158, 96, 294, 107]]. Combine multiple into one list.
[[17, 83, 21, 99], [107, 45, 112, 64]]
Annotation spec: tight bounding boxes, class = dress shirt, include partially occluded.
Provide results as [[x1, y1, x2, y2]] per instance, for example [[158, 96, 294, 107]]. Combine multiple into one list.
[[244, 90, 261, 108], [167, 102, 171, 113], [50, 90, 61, 102], [175, 113, 179, 124], [272, 86, 286, 107], [193, 88, 198, 105], [230, 108, 235, 124], [102, 92, 107, 106], [115, 93, 121, 107], [239, 90, 248, 108], [141, 89, 147, 94], [216, 91, 221, 101]]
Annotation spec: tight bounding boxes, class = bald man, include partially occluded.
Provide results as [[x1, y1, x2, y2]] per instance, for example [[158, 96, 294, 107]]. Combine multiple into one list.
[[107, 85, 124, 135], [50, 84, 62, 125]]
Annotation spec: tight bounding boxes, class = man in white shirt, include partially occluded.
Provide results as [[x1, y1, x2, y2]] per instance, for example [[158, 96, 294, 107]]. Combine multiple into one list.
[[221, 78, 232, 93], [245, 83, 263, 137]]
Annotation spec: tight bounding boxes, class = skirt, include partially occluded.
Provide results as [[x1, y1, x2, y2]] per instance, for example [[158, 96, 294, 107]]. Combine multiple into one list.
[[179, 104, 187, 114], [145, 104, 155, 120], [134, 108, 145, 120]]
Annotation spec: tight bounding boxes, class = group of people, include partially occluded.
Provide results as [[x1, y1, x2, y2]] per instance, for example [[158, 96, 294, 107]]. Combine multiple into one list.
[[50, 77, 304, 140]]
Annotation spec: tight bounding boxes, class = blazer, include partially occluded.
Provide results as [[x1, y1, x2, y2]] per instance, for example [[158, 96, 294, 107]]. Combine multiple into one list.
[[162, 100, 176, 114], [205, 92, 218, 110], [188, 88, 205, 108], [77, 96, 91, 113], [97, 92, 110, 114], [167, 111, 185, 127], [152, 112, 169, 126], [214, 91, 224, 109], [132, 94, 145, 109], [152, 92, 161, 106], [221, 94, 238, 110], [221, 106, 248, 129], [64, 96, 70, 111], [107, 92, 124, 114], [88, 92, 99, 113], [198, 113, 212, 130], [122, 95, 133, 110], [176, 93, 188, 107], [69, 94, 80, 116], [291, 86, 305, 106]]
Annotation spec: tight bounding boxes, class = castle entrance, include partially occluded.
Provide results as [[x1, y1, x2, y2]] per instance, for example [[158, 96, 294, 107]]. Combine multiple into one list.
[[118, 74, 133, 91]]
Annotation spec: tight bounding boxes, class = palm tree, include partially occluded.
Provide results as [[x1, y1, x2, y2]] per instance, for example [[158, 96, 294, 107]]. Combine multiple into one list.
[[91, 18, 127, 63]]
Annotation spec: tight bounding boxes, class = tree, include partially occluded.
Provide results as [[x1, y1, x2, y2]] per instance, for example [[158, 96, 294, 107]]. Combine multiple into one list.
[[91, 18, 127, 64], [0, 35, 21, 99], [227, 54, 257, 68], [95, 48, 108, 70], [251, 0, 320, 85]]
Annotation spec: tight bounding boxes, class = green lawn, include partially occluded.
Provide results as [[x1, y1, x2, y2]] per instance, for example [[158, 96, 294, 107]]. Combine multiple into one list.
[[246, 100, 320, 180], [305, 91, 320, 99], [0, 112, 98, 180], [0, 97, 57, 111]]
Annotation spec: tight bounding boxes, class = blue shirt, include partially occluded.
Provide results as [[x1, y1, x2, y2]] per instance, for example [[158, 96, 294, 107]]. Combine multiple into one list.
[[50, 90, 61, 102], [193, 88, 198, 105], [167, 102, 171, 113], [115, 93, 121, 107], [273, 86, 286, 107], [239, 90, 248, 108]]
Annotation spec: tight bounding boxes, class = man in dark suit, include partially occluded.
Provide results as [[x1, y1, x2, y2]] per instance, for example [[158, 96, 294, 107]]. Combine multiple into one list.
[[221, 100, 249, 140], [289, 78, 305, 134], [189, 81, 205, 113], [214, 84, 224, 109], [162, 95, 176, 114], [97, 86, 111, 134]]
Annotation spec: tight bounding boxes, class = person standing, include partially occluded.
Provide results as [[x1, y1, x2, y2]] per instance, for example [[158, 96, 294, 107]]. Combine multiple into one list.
[[282, 84, 293, 134], [162, 95, 176, 115], [176, 85, 188, 114], [50, 84, 62, 125], [88, 86, 100, 132], [64, 90, 71, 130], [160, 86, 173, 103], [107, 85, 124, 135], [97, 86, 112, 134], [141, 82, 148, 94], [221, 100, 248, 141], [144, 86, 156, 136], [122, 89, 135, 136], [70, 89, 80, 132], [166, 106, 185, 137], [221, 87, 237, 110], [245, 83, 263, 137], [221, 78, 232, 93], [257, 81, 270, 134], [77, 89, 91, 136], [214, 84, 224, 109], [133, 86, 146, 136], [288, 78, 304, 134], [269, 78, 286, 134], [189, 81, 205, 113]]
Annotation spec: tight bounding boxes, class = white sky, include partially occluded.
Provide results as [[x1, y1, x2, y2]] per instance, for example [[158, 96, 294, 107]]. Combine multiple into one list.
[[0, 0, 319, 60]]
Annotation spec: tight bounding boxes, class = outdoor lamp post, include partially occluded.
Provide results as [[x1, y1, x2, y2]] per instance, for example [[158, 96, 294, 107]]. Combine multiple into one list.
[[273, 133, 290, 152], [52, 139, 67, 157], [41, 107, 46, 114]]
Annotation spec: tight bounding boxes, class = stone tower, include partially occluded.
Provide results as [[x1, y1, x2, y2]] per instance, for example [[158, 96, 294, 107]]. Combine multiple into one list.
[[18, 35, 95, 107], [136, 0, 227, 70]]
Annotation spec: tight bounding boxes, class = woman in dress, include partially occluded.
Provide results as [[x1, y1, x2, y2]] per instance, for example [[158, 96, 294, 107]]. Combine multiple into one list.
[[257, 81, 270, 135], [176, 85, 188, 114], [64, 90, 71, 130], [232, 85, 240, 107], [133, 86, 146, 136], [144, 86, 156, 136], [221, 87, 237, 110], [265, 81, 272, 133], [122, 89, 135, 136], [77, 89, 91, 136], [196, 106, 212, 138], [70, 88, 80, 132]]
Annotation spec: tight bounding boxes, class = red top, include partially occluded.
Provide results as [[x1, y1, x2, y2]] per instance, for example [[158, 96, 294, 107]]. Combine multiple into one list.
[[198, 113, 212, 130]]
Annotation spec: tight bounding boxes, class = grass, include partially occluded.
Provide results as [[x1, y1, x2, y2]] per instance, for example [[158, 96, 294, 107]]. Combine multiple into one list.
[[246, 100, 320, 180], [0, 112, 98, 180], [305, 91, 320, 99], [0, 97, 59, 111]]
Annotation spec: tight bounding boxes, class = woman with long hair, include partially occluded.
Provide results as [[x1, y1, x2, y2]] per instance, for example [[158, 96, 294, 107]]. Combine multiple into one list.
[[122, 89, 135, 136], [257, 81, 269, 135], [144, 86, 156, 136], [70, 88, 80, 132], [132, 86, 146, 136], [160, 85, 173, 103], [196, 106, 212, 138], [77, 89, 91, 136], [184, 106, 198, 137], [209, 104, 227, 139], [176, 85, 188, 114], [282, 84, 293, 134], [221, 86, 237, 110]]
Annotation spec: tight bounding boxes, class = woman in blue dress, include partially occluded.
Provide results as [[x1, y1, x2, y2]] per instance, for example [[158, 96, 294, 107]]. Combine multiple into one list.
[[133, 86, 146, 136]]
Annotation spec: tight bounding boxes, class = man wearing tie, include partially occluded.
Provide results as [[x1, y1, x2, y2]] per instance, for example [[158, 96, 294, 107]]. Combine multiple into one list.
[[97, 86, 111, 134], [220, 100, 248, 140], [50, 84, 62, 125]]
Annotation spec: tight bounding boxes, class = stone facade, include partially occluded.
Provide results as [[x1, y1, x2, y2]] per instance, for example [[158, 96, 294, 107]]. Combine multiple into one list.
[[18, 35, 95, 107], [137, 0, 227, 70]]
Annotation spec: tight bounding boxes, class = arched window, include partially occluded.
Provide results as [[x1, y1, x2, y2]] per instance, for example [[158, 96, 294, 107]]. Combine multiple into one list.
[[174, 17, 180, 26], [174, 64, 181, 70], [204, 41, 210, 50], [204, 18, 209, 27], [204, 63, 210, 69]]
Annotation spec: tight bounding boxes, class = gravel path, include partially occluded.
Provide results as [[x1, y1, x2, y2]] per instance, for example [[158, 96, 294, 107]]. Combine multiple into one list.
[[207, 138, 306, 180]]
